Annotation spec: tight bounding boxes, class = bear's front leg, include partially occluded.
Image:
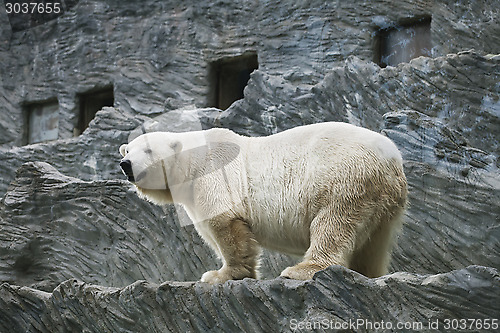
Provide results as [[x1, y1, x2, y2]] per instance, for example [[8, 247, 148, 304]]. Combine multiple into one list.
[[196, 218, 260, 284], [281, 206, 357, 280]]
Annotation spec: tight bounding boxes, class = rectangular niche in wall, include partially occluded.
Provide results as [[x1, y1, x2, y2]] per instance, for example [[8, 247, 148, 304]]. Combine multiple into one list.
[[376, 17, 431, 68], [25, 100, 59, 144], [77, 86, 114, 135], [209, 52, 258, 110]]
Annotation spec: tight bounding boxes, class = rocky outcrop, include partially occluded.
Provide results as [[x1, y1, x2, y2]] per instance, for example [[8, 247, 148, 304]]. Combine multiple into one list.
[[1, 266, 498, 332], [0, 161, 297, 292]]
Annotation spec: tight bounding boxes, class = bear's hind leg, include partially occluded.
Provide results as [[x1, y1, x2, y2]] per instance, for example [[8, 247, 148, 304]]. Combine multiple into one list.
[[281, 207, 357, 280], [350, 210, 404, 277], [200, 218, 260, 284]]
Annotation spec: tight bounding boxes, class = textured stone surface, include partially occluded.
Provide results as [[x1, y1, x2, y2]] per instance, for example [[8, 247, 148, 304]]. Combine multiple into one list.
[[1, 51, 498, 195], [0, 265, 498, 332], [0, 161, 296, 292], [0, 0, 499, 332], [0, 106, 149, 195], [384, 109, 499, 274], [1, 0, 498, 146], [0, 52, 498, 331]]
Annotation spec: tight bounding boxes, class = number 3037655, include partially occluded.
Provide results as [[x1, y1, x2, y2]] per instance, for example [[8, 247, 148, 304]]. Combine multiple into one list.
[[443, 318, 498, 330], [5, 2, 61, 14]]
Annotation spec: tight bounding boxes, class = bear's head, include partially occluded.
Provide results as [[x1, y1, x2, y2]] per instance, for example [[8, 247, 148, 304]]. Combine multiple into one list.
[[120, 130, 242, 207], [119, 132, 183, 203]]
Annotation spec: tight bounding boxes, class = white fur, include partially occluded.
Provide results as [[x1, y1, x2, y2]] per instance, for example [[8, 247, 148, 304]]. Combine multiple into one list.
[[120, 122, 407, 283]]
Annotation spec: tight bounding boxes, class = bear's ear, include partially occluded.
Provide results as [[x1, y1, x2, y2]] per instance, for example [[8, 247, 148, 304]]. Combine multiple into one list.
[[170, 141, 182, 154], [119, 144, 128, 157]]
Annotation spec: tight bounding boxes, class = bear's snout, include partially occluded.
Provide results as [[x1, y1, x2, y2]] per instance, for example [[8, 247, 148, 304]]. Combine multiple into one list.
[[120, 159, 135, 182]]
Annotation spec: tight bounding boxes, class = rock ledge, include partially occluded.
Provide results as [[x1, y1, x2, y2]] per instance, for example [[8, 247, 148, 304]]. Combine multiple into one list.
[[1, 265, 498, 332]]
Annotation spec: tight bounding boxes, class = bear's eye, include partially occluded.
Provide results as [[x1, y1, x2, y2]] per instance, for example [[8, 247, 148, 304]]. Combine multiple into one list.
[[144, 148, 152, 155]]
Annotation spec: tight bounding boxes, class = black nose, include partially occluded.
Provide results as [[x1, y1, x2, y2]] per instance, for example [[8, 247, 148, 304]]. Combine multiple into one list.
[[120, 160, 135, 182]]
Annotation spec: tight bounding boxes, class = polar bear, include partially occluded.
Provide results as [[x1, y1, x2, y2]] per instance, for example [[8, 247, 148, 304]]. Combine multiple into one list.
[[119, 122, 407, 283]]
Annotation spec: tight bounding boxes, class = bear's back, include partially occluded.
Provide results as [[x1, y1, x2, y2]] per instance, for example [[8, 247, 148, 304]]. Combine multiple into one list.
[[248, 122, 402, 166]]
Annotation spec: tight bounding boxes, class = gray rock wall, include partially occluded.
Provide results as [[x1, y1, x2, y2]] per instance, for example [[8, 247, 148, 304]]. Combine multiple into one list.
[[0, 0, 498, 146], [0, 0, 499, 332], [0, 161, 297, 292]]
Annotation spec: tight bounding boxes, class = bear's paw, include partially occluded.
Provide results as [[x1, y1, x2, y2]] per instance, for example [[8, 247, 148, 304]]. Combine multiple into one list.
[[201, 265, 256, 284], [280, 263, 323, 280]]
